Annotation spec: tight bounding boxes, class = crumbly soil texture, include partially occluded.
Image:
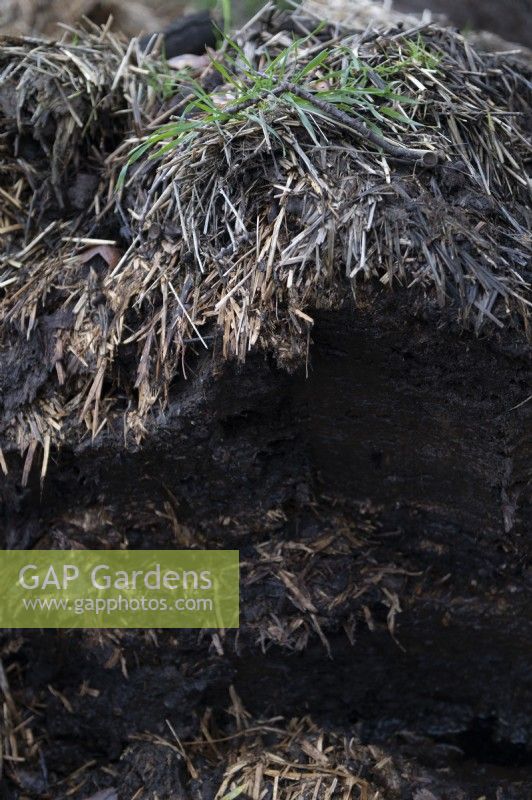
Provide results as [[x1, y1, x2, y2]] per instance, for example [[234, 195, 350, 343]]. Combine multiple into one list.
[[0, 4, 531, 800], [1, 298, 531, 800]]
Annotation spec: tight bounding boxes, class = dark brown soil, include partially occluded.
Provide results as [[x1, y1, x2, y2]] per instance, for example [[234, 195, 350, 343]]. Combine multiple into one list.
[[0, 4, 530, 798], [1, 290, 530, 798]]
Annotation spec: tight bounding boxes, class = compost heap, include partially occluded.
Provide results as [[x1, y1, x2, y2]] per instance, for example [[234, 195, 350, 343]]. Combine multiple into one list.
[[0, 5, 531, 799], [0, 5, 530, 475]]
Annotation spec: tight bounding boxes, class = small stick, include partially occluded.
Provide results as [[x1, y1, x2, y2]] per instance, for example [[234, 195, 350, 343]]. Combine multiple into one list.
[[287, 83, 440, 166], [223, 81, 440, 166]]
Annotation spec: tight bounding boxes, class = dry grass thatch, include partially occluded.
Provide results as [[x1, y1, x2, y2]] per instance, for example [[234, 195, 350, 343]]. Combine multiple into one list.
[[181, 712, 379, 800], [0, 654, 41, 792], [0, 4, 530, 479], [241, 514, 407, 654], [124, 690, 451, 800]]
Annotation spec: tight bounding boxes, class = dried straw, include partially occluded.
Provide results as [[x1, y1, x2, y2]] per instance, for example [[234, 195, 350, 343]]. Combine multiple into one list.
[[0, 6, 530, 478]]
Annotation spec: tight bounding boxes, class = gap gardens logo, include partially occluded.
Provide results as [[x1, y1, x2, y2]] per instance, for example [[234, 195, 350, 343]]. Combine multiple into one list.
[[0, 551, 239, 629]]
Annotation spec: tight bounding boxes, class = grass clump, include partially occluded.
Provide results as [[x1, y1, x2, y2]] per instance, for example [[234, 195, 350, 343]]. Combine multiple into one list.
[[119, 28, 440, 185], [0, 4, 530, 467]]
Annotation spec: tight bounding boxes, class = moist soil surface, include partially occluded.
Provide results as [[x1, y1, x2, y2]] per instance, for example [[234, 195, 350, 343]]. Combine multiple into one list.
[[1, 294, 530, 799], [0, 3, 531, 798]]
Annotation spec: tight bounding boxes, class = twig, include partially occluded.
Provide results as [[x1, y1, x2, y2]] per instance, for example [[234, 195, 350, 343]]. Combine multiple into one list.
[[224, 81, 440, 166], [287, 82, 440, 165]]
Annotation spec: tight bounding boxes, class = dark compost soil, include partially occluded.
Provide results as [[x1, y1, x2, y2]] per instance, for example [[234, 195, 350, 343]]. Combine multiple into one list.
[[0, 5, 531, 800], [1, 293, 531, 799]]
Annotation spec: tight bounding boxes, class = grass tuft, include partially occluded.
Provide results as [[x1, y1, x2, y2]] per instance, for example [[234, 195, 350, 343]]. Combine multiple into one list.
[[118, 29, 439, 187]]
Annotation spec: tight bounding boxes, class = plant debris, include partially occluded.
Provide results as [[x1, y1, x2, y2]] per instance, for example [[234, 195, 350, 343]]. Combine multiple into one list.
[[0, 4, 530, 480]]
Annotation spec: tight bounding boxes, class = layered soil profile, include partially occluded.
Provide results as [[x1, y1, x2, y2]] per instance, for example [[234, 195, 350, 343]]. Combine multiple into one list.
[[1, 297, 531, 799], [0, 3, 531, 799]]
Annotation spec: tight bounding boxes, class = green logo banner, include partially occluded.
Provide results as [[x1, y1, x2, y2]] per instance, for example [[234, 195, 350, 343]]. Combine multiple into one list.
[[0, 550, 239, 629]]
